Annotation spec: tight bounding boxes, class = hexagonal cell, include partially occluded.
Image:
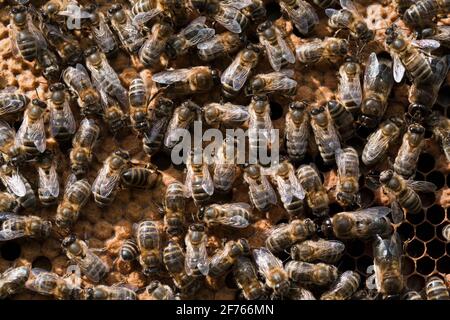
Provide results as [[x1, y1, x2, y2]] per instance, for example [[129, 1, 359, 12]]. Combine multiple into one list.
[[436, 256, 450, 274], [426, 239, 446, 259], [151, 152, 172, 171], [345, 240, 366, 258], [406, 239, 425, 258], [402, 256, 415, 276], [337, 255, 356, 273], [406, 209, 425, 225], [32, 256, 52, 271], [266, 1, 282, 21], [0, 241, 21, 261], [415, 222, 435, 242], [417, 153, 435, 174], [356, 255, 373, 275], [427, 205, 446, 225], [438, 84, 450, 108], [397, 222, 414, 241], [416, 256, 435, 276], [360, 187, 375, 208], [415, 172, 425, 181], [406, 274, 426, 292], [418, 192, 436, 208], [426, 171, 445, 190], [270, 101, 283, 120]]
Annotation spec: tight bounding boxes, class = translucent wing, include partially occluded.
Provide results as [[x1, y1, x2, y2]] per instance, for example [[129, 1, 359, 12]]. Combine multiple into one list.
[[2, 172, 26, 197], [91, 14, 117, 53], [164, 113, 187, 148], [221, 54, 251, 91], [216, 215, 250, 228], [325, 8, 339, 18], [406, 180, 436, 193], [260, 36, 283, 71], [208, 103, 249, 124], [132, 10, 162, 27], [339, 68, 362, 106], [355, 206, 391, 218], [0, 93, 27, 116], [49, 101, 76, 137], [280, 1, 318, 35], [389, 232, 402, 257], [316, 240, 345, 261], [152, 68, 193, 85], [313, 119, 341, 154], [288, 167, 305, 200], [253, 247, 283, 279], [391, 201, 404, 224], [185, 236, 209, 276], [411, 39, 440, 51], [181, 16, 215, 45], [364, 128, 391, 157], [92, 163, 120, 197], [393, 55, 405, 83], [38, 164, 59, 198], [262, 175, 278, 205], [214, 6, 243, 33], [0, 228, 25, 241], [258, 73, 297, 91], [222, 0, 254, 9], [364, 52, 380, 89], [184, 165, 193, 198], [339, 0, 357, 11], [29, 117, 46, 153], [335, 148, 359, 178], [278, 35, 296, 64], [201, 164, 214, 195], [197, 36, 223, 53]]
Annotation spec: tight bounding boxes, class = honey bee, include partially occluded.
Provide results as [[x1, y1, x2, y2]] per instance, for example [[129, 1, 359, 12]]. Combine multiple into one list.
[[267, 161, 305, 218], [190, 0, 251, 33], [240, 0, 266, 22], [62, 235, 109, 283], [200, 202, 252, 229], [337, 57, 362, 113], [335, 147, 360, 207], [121, 164, 160, 189], [55, 177, 91, 230], [85, 4, 118, 57], [420, 26, 450, 49], [36, 151, 59, 206], [385, 24, 440, 84], [285, 101, 309, 163], [70, 118, 100, 178], [164, 100, 200, 149], [0, 213, 51, 241], [312, 0, 339, 7], [104, 99, 128, 134], [119, 239, 139, 261], [152, 66, 218, 98], [360, 52, 394, 129], [0, 163, 36, 210], [362, 117, 403, 167], [371, 232, 403, 296], [325, 0, 374, 42], [16, 99, 47, 156], [310, 106, 341, 165], [163, 238, 185, 274], [403, 291, 423, 300], [173, 272, 202, 297], [221, 44, 261, 98], [393, 124, 425, 178], [209, 239, 249, 277], [285, 260, 338, 287], [286, 286, 316, 300], [36, 47, 60, 83], [0, 266, 30, 299], [320, 270, 360, 300], [107, 4, 144, 53], [143, 281, 175, 300], [296, 37, 348, 64], [279, 0, 319, 35], [253, 247, 290, 296], [428, 111, 450, 162], [62, 64, 102, 116], [138, 19, 173, 68], [243, 164, 277, 212], [248, 95, 274, 159], [213, 138, 239, 193], [143, 97, 173, 156], [85, 47, 128, 109], [184, 150, 214, 206], [321, 206, 393, 240], [233, 256, 265, 300], [9, 5, 44, 62], [134, 220, 161, 275], [403, 0, 450, 28], [163, 181, 185, 236], [197, 31, 245, 61], [0, 120, 29, 164], [290, 239, 345, 264], [166, 16, 215, 60], [85, 285, 137, 300], [47, 83, 76, 143], [326, 100, 354, 141], [91, 150, 131, 207], [257, 20, 295, 71], [0, 87, 29, 118], [25, 268, 81, 300], [203, 102, 249, 129], [185, 223, 209, 276], [0, 191, 19, 213], [246, 70, 297, 97], [131, 0, 188, 27], [426, 276, 450, 300], [379, 170, 436, 223], [266, 219, 316, 253]]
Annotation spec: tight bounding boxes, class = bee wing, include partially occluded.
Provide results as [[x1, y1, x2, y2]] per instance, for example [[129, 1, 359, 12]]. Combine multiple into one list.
[[253, 247, 283, 278], [339, 71, 362, 106], [260, 37, 283, 71], [216, 215, 250, 228], [197, 36, 223, 53], [214, 6, 243, 33], [393, 54, 405, 83], [49, 102, 76, 137], [389, 232, 402, 257], [355, 206, 391, 218], [275, 175, 293, 204], [29, 118, 46, 153], [132, 10, 162, 27], [2, 172, 26, 197], [164, 113, 183, 148], [38, 165, 59, 198], [289, 168, 305, 200], [76, 63, 90, 77], [201, 164, 214, 196], [365, 127, 390, 155], [318, 240, 346, 261], [259, 72, 298, 91], [184, 166, 193, 198], [182, 17, 215, 45], [406, 180, 437, 193], [92, 163, 120, 198], [0, 228, 25, 241], [92, 16, 117, 53], [0, 96, 26, 116], [325, 8, 339, 18], [280, 1, 318, 35], [411, 39, 440, 51], [262, 175, 278, 205], [364, 52, 380, 89], [28, 18, 48, 49], [339, 0, 358, 11], [391, 201, 404, 224], [222, 0, 254, 9], [153, 68, 193, 85], [221, 55, 251, 91], [218, 103, 249, 123], [335, 148, 359, 177]]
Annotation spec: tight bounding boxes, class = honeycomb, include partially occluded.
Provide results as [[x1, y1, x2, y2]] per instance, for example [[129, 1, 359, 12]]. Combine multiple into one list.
[[0, 0, 448, 300]]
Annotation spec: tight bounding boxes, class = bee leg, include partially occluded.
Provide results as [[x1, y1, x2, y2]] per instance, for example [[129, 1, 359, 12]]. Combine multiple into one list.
[[130, 54, 141, 68]]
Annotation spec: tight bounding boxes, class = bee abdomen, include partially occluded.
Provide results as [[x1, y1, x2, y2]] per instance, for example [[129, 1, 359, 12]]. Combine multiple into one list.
[[120, 239, 140, 261], [398, 189, 422, 214], [426, 277, 450, 300]]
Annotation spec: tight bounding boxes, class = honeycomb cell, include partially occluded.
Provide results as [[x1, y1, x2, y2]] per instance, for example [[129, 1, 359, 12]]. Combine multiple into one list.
[[397, 223, 414, 241], [418, 192, 436, 208], [437, 84, 450, 108], [32, 256, 52, 271], [0, 241, 21, 261], [427, 205, 446, 225], [415, 222, 435, 242], [346, 136, 365, 151], [338, 255, 356, 273], [270, 101, 283, 120], [345, 240, 365, 258], [406, 239, 425, 258], [436, 256, 450, 273], [356, 255, 372, 274], [360, 187, 375, 207], [426, 239, 446, 259], [426, 171, 445, 190], [417, 153, 435, 174], [406, 209, 425, 225], [406, 274, 426, 292], [402, 256, 415, 276], [266, 1, 282, 21], [314, 155, 332, 172], [151, 152, 172, 171], [416, 256, 435, 276]]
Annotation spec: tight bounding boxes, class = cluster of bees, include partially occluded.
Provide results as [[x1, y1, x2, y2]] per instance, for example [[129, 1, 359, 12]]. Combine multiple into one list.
[[0, 0, 449, 300]]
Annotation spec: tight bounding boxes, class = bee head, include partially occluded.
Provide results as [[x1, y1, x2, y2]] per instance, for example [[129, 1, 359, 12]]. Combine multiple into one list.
[[409, 123, 425, 135], [245, 164, 261, 179], [320, 218, 333, 238], [32, 99, 47, 109], [44, 2, 60, 16], [256, 20, 272, 33]]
